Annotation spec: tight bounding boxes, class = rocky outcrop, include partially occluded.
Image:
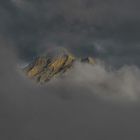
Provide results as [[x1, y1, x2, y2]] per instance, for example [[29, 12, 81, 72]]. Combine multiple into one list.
[[81, 57, 95, 65], [24, 50, 95, 84]]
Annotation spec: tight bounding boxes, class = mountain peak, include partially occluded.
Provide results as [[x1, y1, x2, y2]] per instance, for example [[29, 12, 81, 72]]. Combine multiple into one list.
[[24, 49, 95, 84]]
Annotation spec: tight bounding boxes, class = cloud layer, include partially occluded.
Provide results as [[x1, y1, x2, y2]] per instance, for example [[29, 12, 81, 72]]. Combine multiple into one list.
[[1, 0, 140, 63]]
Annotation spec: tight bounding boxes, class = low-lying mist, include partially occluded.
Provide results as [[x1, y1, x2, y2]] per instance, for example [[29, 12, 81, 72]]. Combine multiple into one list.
[[1, 41, 140, 140], [45, 61, 140, 101]]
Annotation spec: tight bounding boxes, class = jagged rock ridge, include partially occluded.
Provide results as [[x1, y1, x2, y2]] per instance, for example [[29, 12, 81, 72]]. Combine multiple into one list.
[[24, 49, 95, 83]]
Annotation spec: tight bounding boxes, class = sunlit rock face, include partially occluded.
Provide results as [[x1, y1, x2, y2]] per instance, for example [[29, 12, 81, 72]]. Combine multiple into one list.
[[24, 49, 95, 84]]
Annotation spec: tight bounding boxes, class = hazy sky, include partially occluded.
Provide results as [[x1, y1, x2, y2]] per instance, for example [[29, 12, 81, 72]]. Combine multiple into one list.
[[1, 0, 140, 140]]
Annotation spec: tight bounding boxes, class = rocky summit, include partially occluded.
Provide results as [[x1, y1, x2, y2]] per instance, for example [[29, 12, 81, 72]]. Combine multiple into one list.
[[23, 49, 95, 84]]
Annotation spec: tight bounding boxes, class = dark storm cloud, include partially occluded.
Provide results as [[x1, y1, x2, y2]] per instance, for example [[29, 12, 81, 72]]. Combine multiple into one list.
[[1, 0, 140, 63], [10, 0, 140, 39]]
